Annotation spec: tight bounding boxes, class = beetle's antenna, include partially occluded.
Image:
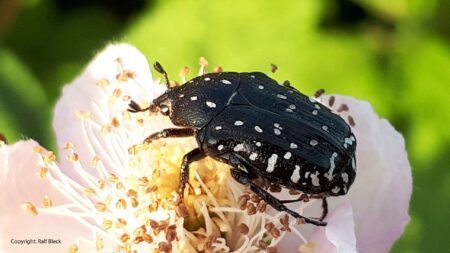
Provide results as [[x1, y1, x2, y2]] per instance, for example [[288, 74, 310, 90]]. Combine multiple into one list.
[[154, 61, 171, 89], [127, 100, 156, 113]]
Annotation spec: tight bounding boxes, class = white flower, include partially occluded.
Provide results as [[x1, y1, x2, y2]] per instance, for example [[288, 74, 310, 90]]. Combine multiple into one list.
[[0, 44, 412, 253]]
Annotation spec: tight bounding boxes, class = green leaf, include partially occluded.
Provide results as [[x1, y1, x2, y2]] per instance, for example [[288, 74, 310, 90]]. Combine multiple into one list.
[[0, 46, 54, 149]]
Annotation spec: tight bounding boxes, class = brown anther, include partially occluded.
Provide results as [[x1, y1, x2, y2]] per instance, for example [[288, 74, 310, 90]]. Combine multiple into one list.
[[259, 240, 269, 250], [90, 156, 100, 168], [348, 115, 355, 127], [45, 152, 57, 164], [145, 184, 158, 193], [270, 63, 278, 73], [289, 189, 301, 195], [116, 70, 136, 82], [328, 96, 335, 107], [116, 182, 125, 190], [158, 241, 172, 253], [264, 222, 275, 232], [138, 177, 149, 186], [120, 233, 130, 243], [238, 194, 250, 210], [68, 153, 79, 162], [149, 219, 159, 230], [38, 167, 48, 178], [116, 198, 127, 209], [257, 200, 267, 213], [282, 80, 291, 87], [199, 57, 209, 67], [270, 227, 281, 238], [33, 146, 45, 154], [180, 66, 191, 77], [314, 88, 325, 98], [296, 218, 306, 224], [280, 214, 289, 226], [101, 125, 111, 134], [116, 218, 127, 228], [269, 184, 282, 193], [43, 196, 52, 208], [266, 246, 278, 253], [68, 244, 79, 253], [111, 117, 120, 127], [130, 198, 138, 208], [250, 194, 260, 203], [148, 202, 159, 212], [97, 179, 105, 189], [133, 236, 144, 244], [109, 174, 119, 183], [22, 202, 38, 216], [112, 89, 122, 98], [104, 195, 112, 205], [63, 142, 74, 149], [176, 203, 190, 218], [143, 233, 153, 243], [115, 57, 123, 64], [166, 228, 177, 242], [246, 203, 257, 215], [238, 223, 249, 235], [75, 111, 91, 120], [95, 239, 104, 250], [337, 104, 349, 112], [299, 193, 310, 202], [96, 78, 109, 88], [133, 226, 144, 237], [126, 189, 138, 198], [102, 219, 113, 230], [95, 202, 107, 212], [213, 66, 223, 73], [158, 220, 169, 230]]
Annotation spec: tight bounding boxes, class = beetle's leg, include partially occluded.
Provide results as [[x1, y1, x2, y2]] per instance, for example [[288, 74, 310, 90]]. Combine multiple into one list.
[[230, 169, 327, 226], [179, 148, 207, 200], [309, 195, 328, 221], [143, 128, 195, 144]]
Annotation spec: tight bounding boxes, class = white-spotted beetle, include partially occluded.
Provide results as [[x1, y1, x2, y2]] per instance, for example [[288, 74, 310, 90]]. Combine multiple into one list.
[[129, 62, 356, 226]]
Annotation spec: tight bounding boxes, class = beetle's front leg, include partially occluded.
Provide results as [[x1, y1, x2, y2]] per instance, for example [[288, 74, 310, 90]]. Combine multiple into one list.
[[231, 169, 327, 226], [179, 148, 207, 200], [143, 128, 195, 144]]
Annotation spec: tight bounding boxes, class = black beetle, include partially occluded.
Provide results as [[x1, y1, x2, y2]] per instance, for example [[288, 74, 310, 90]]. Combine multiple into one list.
[[129, 62, 356, 226]]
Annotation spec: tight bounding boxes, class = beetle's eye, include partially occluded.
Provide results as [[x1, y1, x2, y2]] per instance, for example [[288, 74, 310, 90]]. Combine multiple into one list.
[[160, 105, 170, 116]]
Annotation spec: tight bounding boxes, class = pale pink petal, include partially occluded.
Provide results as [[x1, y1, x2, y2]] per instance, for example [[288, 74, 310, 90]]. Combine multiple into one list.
[[53, 44, 168, 178], [320, 95, 412, 253], [0, 140, 95, 253]]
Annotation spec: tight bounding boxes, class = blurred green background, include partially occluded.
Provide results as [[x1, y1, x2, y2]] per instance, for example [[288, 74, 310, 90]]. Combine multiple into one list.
[[0, 0, 448, 252]]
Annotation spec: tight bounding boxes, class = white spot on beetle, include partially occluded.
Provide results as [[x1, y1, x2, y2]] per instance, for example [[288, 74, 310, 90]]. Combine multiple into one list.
[[266, 154, 278, 173], [322, 125, 328, 131], [249, 153, 258, 161], [190, 96, 198, 101], [332, 186, 340, 194], [305, 171, 310, 179], [274, 129, 281, 135], [277, 94, 287, 99], [204, 77, 211, 81], [310, 139, 318, 146], [284, 152, 292, 160], [289, 104, 296, 110], [315, 104, 321, 110], [258, 85, 264, 90], [309, 97, 316, 103], [218, 145, 224, 151], [256, 142, 262, 147], [290, 143, 298, 149], [311, 172, 320, 186], [325, 152, 338, 181], [312, 110, 318, 115], [221, 79, 232, 84], [234, 120, 244, 126], [233, 143, 245, 152], [250, 75, 255, 78], [285, 108, 293, 113], [274, 123, 281, 128], [342, 172, 349, 183], [352, 157, 356, 170], [179, 94, 185, 98], [215, 126, 222, 130], [206, 101, 216, 108], [254, 126, 263, 133], [290, 165, 301, 183]]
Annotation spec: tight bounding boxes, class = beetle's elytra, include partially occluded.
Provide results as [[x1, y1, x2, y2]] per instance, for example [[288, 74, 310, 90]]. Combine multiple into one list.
[[129, 64, 356, 226]]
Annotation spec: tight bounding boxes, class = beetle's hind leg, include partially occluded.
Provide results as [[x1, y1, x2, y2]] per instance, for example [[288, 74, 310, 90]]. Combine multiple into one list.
[[230, 169, 327, 226], [280, 194, 328, 221]]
